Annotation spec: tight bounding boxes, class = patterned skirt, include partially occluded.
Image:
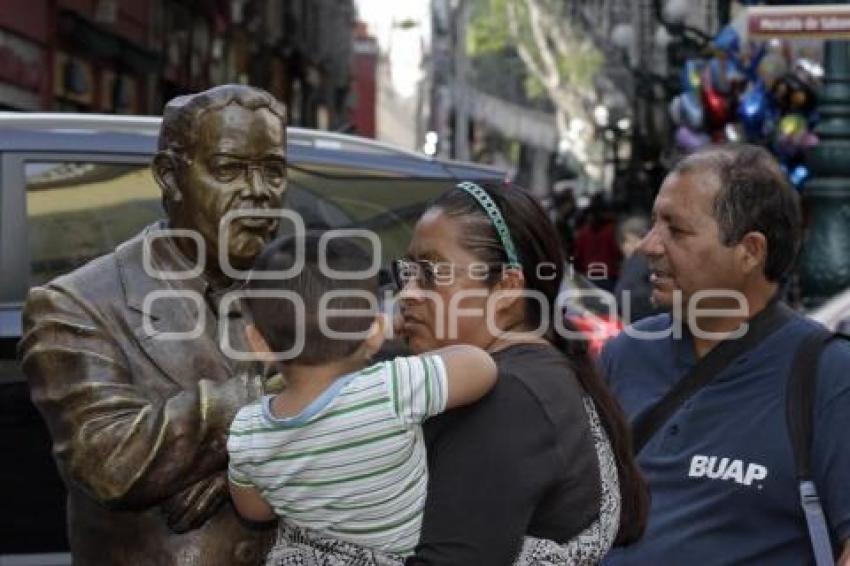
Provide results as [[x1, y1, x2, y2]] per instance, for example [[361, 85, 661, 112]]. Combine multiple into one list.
[[266, 397, 620, 566]]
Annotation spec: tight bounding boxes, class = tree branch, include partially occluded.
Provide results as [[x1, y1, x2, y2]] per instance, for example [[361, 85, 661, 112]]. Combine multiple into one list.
[[536, 0, 574, 60], [525, 0, 560, 90], [505, 1, 548, 86]]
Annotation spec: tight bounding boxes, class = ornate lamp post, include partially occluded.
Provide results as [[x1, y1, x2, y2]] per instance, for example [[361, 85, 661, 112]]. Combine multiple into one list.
[[610, 20, 679, 213], [799, 37, 850, 307]]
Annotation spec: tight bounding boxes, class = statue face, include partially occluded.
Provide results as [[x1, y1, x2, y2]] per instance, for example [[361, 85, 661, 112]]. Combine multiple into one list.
[[178, 104, 287, 270]]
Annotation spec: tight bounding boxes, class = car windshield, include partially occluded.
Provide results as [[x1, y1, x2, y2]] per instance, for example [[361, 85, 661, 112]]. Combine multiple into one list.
[[24, 159, 475, 289]]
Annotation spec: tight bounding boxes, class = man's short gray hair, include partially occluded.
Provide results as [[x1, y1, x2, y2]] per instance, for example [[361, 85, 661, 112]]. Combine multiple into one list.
[[672, 143, 802, 281], [158, 84, 287, 156]]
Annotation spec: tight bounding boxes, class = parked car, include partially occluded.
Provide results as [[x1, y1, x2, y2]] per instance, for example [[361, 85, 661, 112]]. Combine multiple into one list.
[[0, 112, 618, 562], [0, 112, 506, 561], [561, 272, 624, 359]]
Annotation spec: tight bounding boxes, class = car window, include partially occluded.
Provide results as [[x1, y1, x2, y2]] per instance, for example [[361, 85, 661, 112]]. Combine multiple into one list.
[[25, 159, 481, 290], [25, 162, 162, 287], [286, 165, 456, 263]]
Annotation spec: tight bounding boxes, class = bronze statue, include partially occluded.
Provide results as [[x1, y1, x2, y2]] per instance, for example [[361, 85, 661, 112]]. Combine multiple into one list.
[[19, 85, 287, 565]]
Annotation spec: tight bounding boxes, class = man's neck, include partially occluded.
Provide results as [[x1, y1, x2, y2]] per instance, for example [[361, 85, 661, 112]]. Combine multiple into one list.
[[689, 281, 778, 359]]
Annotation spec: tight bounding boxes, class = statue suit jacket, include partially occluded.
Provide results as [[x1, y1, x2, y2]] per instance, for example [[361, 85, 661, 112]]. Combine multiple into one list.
[[19, 225, 275, 565]]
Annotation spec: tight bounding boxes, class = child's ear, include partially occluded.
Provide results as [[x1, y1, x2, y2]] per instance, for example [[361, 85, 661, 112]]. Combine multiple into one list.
[[363, 314, 387, 359], [245, 324, 275, 362]]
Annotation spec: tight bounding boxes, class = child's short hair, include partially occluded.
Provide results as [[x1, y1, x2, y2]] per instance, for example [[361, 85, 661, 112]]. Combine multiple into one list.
[[246, 231, 379, 364]]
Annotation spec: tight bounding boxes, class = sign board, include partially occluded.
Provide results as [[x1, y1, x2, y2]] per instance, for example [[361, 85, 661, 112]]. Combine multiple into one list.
[[749, 4, 850, 40]]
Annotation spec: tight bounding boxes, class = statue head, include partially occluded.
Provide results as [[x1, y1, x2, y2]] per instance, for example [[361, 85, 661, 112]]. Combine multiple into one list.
[[153, 84, 288, 273]]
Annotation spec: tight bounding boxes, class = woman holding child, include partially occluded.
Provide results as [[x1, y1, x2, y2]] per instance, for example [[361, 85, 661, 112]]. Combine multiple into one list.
[[230, 181, 647, 565]]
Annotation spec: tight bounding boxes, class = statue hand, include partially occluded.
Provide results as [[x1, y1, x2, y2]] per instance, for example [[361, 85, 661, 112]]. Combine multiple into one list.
[[161, 473, 227, 533], [393, 309, 407, 340]]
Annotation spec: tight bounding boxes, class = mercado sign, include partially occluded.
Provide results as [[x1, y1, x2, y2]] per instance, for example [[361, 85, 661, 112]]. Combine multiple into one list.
[[749, 4, 850, 40]]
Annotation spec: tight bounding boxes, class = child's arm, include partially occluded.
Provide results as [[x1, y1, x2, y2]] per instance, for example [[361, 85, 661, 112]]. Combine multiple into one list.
[[228, 481, 276, 522], [226, 405, 276, 522], [434, 345, 497, 409]]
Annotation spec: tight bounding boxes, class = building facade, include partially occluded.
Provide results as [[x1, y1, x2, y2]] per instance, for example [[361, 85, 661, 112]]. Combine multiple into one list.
[[0, 0, 359, 131]]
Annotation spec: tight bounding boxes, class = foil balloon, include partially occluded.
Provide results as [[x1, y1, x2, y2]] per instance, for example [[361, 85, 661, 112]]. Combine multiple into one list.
[[675, 126, 710, 152], [680, 91, 704, 131], [746, 43, 767, 77], [708, 57, 745, 94], [789, 164, 810, 189], [775, 114, 808, 160], [757, 51, 788, 88], [667, 95, 683, 126], [795, 57, 824, 85], [668, 95, 684, 126], [713, 25, 740, 54], [681, 60, 704, 93], [778, 113, 807, 138], [708, 57, 730, 94], [802, 131, 819, 150], [702, 76, 729, 127], [772, 74, 816, 113], [723, 122, 746, 143], [738, 84, 769, 139]]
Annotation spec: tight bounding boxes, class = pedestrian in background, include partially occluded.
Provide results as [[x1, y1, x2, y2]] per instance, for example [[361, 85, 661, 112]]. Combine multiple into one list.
[[614, 215, 660, 323], [573, 194, 621, 293]]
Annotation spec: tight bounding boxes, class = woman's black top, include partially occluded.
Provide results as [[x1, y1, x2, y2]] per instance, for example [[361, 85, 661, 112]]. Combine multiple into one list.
[[406, 343, 601, 565]]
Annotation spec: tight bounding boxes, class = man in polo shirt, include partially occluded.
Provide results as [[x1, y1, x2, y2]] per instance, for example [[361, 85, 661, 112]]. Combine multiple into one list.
[[601, 144, 850, 565]]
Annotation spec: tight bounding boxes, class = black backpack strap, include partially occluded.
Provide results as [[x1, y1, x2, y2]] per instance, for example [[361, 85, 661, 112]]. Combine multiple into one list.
[[632, 301, 794, 454], [786, 327, 838, 566]]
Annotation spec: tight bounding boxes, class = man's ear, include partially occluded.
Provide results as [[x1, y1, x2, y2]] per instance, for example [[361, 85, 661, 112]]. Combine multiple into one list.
[[152, 151, 182, 205], [739, 231, 768, 276], [245, 324, 275, 362]]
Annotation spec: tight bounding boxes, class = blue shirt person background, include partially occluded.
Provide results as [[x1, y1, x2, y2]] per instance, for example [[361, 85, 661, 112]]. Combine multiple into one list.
[[599, 144, 850, 565]]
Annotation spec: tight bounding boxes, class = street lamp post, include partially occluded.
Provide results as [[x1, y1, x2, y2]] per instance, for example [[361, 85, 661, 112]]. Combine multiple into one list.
[[799, 38, 850, 307], [453, 0, 470, 161], [610, 22, 676, 212]]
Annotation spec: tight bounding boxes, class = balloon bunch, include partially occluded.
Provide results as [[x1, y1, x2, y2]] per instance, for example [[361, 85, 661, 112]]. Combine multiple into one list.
[[668, 25, 821, 190]]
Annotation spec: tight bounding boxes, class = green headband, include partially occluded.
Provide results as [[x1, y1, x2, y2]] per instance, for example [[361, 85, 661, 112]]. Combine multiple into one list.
[[456, 181, 521, 268]]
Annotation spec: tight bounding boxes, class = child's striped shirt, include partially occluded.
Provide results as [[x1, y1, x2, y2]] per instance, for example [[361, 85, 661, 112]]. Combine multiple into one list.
[[227, 354, 448, 555]]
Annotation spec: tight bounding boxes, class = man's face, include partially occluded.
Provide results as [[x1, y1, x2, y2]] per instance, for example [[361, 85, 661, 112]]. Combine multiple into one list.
[[638, 170, 743, 311], [177, 104, 286, 269]]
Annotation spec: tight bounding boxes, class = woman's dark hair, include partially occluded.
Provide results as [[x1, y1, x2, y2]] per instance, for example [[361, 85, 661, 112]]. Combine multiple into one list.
[[432, 182, 649, 544]]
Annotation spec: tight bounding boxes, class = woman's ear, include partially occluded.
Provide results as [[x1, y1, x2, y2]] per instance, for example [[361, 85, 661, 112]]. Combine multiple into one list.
[[492, 267, 526, 315], [152, 151, 183, 205]]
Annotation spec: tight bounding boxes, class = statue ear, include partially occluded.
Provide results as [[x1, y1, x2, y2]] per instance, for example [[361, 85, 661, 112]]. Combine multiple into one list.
[[152, 152, 183, 204]]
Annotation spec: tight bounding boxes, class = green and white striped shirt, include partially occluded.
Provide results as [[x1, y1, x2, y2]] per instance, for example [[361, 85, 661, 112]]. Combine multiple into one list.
[[227, 354, 448, 555]]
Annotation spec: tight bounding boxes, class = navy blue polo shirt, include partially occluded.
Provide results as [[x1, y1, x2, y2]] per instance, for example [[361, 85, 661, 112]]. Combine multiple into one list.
[[601, 311, 850, 565]]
